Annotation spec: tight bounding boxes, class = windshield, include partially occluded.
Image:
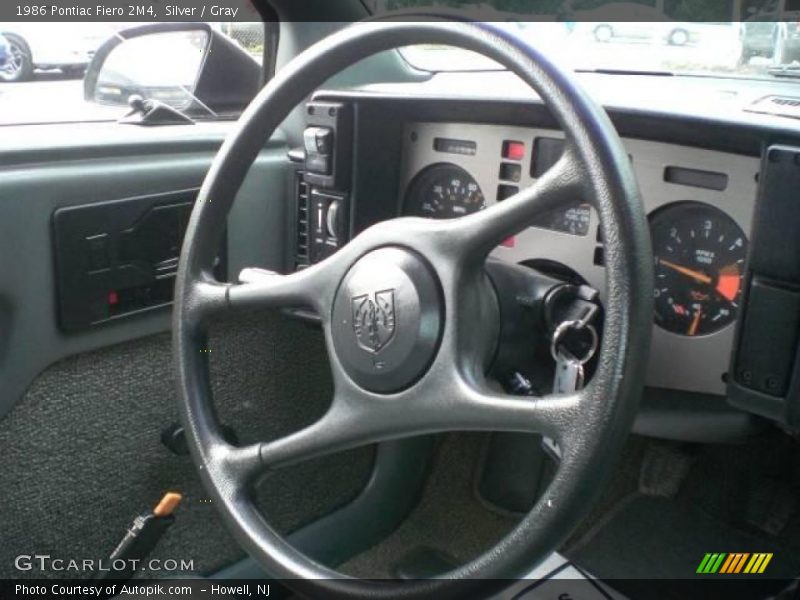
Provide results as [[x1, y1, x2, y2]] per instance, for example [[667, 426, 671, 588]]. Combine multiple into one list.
[[385, 2, 800, 80]]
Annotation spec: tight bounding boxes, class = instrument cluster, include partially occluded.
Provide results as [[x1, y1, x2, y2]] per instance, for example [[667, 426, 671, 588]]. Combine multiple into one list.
[[403, 136, 591, 237], [400, 122, 759, 395]]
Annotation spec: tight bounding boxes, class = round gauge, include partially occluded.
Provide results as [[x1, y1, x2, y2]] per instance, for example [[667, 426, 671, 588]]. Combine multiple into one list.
[[650, 202, 747, 337], [405, 163, 485, 219]]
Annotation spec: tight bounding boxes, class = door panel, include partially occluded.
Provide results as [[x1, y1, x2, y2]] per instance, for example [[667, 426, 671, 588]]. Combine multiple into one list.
[[0, 124, 284, 417], [0, 122, 375, 577]]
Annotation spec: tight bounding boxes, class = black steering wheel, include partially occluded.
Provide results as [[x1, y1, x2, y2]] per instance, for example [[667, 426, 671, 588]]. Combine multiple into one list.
[[174, 20, 653, 600]]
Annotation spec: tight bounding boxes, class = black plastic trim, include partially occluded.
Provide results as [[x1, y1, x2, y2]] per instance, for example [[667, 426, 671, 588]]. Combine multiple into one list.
[[634, 387, 768, 442]]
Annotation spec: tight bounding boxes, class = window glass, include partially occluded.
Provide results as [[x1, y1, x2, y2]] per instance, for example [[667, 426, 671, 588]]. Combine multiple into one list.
[[0, 20, 266, 126]]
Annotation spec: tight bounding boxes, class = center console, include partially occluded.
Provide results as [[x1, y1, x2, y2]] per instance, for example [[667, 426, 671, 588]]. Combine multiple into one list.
[[294, 101, 353, 268]]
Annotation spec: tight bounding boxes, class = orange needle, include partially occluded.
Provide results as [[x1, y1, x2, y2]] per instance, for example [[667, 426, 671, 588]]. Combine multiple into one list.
[[658, 259, 713, 285], [688, 308, 702, 336]]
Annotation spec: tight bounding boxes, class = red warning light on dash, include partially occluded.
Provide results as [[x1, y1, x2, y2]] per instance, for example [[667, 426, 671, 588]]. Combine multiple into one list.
[[502, 141, 526, 161]]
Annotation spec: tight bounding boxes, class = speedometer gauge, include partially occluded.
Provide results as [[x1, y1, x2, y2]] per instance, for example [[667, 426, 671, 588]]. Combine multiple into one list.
[[650, 202, 747, 337], [405, 164, 485, 219]]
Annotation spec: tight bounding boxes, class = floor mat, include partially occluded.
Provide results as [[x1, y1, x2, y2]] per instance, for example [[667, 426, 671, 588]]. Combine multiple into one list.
[[341, 430, 800, 596], [567, 434, 800, 600], [571, 494, 799, 580]]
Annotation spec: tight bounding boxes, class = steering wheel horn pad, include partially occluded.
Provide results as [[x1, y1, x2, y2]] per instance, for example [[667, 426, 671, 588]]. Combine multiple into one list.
[[331, 247, 443, 394], [173, 19, 653, 599]]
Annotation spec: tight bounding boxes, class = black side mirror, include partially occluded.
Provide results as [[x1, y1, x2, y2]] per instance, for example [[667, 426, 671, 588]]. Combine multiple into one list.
[[84, 22, 261, 117]]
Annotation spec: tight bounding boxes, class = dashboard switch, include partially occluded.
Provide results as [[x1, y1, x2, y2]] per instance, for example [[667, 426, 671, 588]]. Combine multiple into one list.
[[502, 140, 525, 161], [326, 199, 342, 239], [312, 194, 329, 237], [303, 126, 333, 156], [315, 128, 334, 155], [304, 126, 333, 175], [497, 185, 519, 201], [308, 190, 348, 263], [499, 162, 522, 182], [303, 101, 352, 190], [86, 233, 110, 272]]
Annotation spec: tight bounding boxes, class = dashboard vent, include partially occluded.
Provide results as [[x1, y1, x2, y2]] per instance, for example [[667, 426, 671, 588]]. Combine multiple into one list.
[[295, 171, 310, 268], [745, 95, 800, 120]]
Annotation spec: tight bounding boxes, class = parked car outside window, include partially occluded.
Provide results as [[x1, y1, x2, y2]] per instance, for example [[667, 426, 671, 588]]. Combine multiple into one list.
[[0, 23, 112, 82], [0, 33, 9, 70], [0, 21, 266, 125]]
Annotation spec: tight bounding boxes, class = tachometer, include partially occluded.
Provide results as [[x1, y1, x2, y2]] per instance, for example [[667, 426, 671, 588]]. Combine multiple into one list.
[[650, 202, 747, 337], [405, 164, 485, 219]]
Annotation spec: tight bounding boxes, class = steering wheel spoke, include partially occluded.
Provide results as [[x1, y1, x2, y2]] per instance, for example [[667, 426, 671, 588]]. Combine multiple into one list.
[[228, 265, 330, 314], [183, 279, 231, 325], [213, 441, 266, 488], [208, 398, 373, 487], [256, 399, 373, 471], [440, 147, 583, 262], [219, 362, 588, 480], [453, 383, 585, 444], [184, 262, 340, 326], [207, 424, 351, 489], [221, 385, 415, 480]]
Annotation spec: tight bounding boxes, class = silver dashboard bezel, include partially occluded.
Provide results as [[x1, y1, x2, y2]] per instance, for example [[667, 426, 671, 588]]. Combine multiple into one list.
[[399, 121, 759, 396]]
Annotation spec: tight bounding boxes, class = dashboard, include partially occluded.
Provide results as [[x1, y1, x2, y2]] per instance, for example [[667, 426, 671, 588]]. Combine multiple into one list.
[[398, 121, 758, 396], [292, 80, 800, 439]]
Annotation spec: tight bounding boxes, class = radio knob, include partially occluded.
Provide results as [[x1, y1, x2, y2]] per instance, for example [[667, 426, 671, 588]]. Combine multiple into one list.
[[326, 199, 341, 239]]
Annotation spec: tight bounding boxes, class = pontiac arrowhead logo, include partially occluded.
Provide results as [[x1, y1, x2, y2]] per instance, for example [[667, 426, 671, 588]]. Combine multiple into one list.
[[352, 289, 396, 353]]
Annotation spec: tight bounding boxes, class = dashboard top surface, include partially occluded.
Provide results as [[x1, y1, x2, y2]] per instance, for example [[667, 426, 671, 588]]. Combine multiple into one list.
[[318, 70, 800, 155]]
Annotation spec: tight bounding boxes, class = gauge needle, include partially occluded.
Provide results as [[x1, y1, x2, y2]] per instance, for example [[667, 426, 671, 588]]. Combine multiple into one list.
[[688, 308, 702, 336], [658, 259, 713, 285]]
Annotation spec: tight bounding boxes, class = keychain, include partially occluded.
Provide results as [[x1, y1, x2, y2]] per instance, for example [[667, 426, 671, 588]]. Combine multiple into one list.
[[543, 319, 599, 460]]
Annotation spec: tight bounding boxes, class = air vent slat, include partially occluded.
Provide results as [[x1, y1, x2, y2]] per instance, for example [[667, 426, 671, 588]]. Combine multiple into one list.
[[295, 172, 310, 267], [746, 95, 800, 120]]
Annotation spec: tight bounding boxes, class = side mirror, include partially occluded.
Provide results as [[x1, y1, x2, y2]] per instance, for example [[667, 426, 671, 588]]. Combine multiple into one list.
[[84, 23, 261, 116]]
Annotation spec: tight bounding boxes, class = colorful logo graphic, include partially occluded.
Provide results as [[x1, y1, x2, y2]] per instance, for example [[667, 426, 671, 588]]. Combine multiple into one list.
[[696, 553, 773, 575]]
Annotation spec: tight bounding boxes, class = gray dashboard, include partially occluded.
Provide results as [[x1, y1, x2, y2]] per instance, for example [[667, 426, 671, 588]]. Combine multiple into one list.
[[399, 121, 760, 396]]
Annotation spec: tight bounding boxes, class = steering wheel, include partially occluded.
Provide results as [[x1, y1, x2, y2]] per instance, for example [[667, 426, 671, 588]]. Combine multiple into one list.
[[174, 20, 653, 599]]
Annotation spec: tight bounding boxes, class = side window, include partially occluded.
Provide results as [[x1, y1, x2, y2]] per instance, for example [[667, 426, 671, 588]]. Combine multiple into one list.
[[0, 18, 267, 126], [220, 23, 266, 61]]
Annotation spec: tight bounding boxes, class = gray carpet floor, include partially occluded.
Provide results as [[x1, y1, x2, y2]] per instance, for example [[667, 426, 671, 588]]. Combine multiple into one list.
[[566, 434, 800, 599], [341, 429, 800, 596], [342, 433, 519, 578], [0, 310, 374, 579]]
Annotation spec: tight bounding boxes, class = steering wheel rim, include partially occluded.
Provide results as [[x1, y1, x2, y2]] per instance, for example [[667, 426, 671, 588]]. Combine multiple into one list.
[[174, 20, 653, 599]]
